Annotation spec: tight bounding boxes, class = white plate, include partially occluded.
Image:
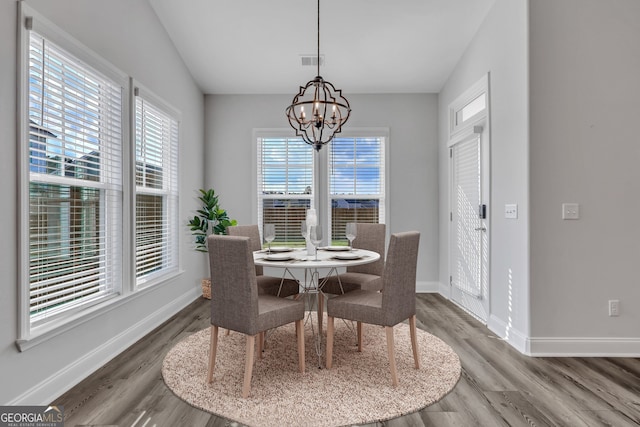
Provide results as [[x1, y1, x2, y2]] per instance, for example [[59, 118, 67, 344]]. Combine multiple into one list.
[[268, 247, 294, 253], [323, 246, 351, 251], [264, 253, 296, 261], [332, 253, 362, 260]]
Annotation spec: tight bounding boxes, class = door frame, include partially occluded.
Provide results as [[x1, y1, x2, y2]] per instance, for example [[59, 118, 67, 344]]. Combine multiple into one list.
[[447, 74, 491, 323]]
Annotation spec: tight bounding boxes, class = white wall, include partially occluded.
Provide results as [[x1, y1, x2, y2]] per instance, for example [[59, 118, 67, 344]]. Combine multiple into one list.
[[0, 0, 205, 404], [438, 0, 530, 350], [204, 94, 440, 289], [529, 0, 640, 355]]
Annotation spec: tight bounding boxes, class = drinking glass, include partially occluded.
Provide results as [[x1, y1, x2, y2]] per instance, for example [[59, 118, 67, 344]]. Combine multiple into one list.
[[264, 224, 275, 253], [301, 220, 308, 242], [345, 222, 357, 251], [309, 225, 322, 261]]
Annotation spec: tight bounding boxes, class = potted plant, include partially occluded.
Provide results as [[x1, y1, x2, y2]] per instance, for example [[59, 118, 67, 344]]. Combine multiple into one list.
[[188, 188, 237, 298]]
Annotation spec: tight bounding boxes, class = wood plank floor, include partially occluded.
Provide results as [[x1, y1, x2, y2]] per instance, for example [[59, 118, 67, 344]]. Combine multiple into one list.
[[53, 294, 640, 427]]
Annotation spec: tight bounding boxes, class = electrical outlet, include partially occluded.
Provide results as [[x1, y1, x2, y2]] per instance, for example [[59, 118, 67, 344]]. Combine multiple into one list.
[[505, 204, 518, 219], [562, 203, 580, 220], [609, 300, 620, 317]]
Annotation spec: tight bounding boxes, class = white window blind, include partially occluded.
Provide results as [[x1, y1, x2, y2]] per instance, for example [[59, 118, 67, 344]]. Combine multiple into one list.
[[257, 137, 313, 246], [28, 31, 123, 324], [135, 92, 179, 282], [329, 137, 385, 243]]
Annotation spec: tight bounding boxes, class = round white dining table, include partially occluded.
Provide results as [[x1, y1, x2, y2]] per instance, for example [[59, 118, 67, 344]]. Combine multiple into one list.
[[254, 246, 379, 295], [254, 246, 380, 269]]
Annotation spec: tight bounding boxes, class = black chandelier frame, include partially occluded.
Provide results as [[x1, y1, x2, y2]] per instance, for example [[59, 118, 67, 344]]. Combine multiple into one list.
[[285, 0, 351, 151]]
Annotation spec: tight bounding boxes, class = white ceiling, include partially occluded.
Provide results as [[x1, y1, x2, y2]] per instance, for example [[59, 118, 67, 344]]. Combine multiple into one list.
[[148, 0, 495, 95]]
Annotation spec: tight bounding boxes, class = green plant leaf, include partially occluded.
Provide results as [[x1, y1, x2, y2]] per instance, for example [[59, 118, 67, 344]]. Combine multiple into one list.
[[187, 188, 237, 252]]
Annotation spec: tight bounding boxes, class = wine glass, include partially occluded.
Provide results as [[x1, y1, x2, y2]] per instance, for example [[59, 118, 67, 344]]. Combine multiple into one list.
[[345, 222, 357, 251], [309, 224, 322, 261], [264, 224, 275, 254]]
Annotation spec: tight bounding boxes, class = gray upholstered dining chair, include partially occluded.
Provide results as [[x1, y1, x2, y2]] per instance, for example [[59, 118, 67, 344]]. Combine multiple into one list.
[[321, 223, 386, 294], [206, 234, 306, 398], [318, 223, 385, 332], [227, 224, 300, 298], [325, 231, 420, 387]]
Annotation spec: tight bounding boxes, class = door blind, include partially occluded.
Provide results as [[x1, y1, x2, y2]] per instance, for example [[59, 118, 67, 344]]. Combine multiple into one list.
[[452, 135, 482, 298]]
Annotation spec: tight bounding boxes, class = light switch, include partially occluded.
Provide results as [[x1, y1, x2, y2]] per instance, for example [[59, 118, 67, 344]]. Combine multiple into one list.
[[505, 204, 518, 219], [562, 203, 580, 220]]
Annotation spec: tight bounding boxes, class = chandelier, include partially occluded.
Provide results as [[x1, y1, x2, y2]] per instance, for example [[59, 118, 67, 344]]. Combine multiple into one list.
[[286, 0, 351, 151]]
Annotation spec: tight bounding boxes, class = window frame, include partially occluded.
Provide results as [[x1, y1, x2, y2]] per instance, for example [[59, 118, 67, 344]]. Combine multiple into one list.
[[16, 4, 183, 350], [326, 131, 387, 244], [133, 82, 181, 288], [449, 74, 489, 138], [254, 128, 389, 247], [255, 130, 315, 246]]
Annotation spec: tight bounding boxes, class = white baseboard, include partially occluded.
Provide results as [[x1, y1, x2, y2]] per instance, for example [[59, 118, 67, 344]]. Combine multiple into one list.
[[527, 337, 640, 357], [438, 281, 451, 298], [487, 314, 640, 356], [415, 281, 440, 293], [487, 314, 529, 354], [8, 287, 201, 406], [428, 286, 640, 357]]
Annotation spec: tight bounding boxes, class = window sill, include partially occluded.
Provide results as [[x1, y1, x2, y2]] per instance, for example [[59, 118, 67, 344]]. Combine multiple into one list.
[[16, 269, 185, 352]]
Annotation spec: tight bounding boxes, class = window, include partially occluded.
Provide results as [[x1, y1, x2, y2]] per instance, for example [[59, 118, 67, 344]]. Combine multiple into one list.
[[26, 30, 123, 325], [134, 88, 180, 284], [257, 136, 313, 245], [329, 137, 385, 243], [19, 6, 182, 345], [456, 93, 486, 125], [449, 74, 489, 137], [256, 131, 386, 246]]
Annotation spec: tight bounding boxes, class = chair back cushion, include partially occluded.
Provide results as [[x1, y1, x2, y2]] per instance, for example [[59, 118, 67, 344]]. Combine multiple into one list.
[[227, 224, 264, 276], [208, 234, 259, 333], [348, 223, 386, 276], [381, 231, 420, 325]]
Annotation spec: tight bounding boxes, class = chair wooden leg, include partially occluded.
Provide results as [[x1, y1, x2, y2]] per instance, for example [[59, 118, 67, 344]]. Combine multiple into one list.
[[409, 315, 420, 369], [258, 331, 264, 359], [242, 335, 256, 398], [296, 319, 305, 374], [207, 325, 219, 383], [326, 315, 335, 369], [225, 329, 230, 336], [356, 321, 364, 352], [385, 326, 398, 387], [317, 292, 324, 336]]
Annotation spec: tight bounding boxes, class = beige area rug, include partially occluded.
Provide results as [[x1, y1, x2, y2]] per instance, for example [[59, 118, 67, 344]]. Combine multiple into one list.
[[162, 315, 461, 427]]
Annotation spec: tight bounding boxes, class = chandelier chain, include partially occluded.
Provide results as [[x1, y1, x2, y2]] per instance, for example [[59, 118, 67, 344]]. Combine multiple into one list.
[[317, 0, 320, 77]]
